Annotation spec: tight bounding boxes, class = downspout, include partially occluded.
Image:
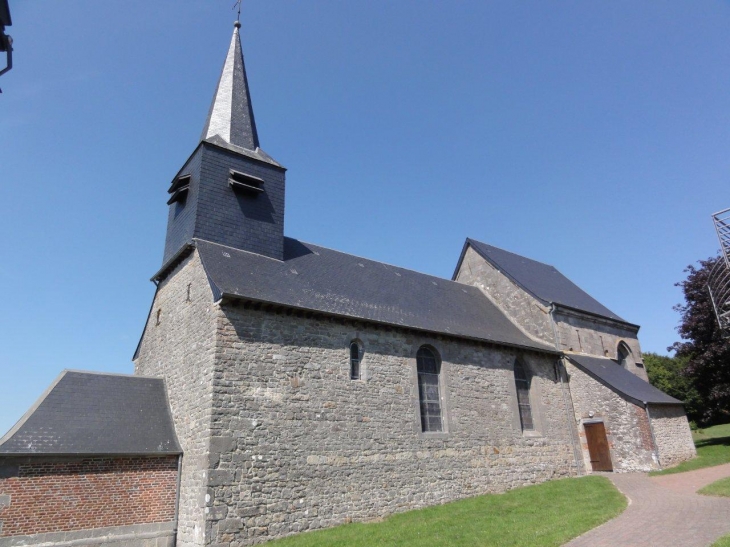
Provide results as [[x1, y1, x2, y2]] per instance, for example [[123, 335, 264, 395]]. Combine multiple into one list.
[[644, 403, 662, 470], [173, 455, 183, 544], [549, 304, 583, 473]]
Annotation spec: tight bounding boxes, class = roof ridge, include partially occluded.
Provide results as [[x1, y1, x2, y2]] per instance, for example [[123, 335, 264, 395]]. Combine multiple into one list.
[[196, 238, 284, 263], [466, 237, 558, 270], [294, 238, 475, 289], [61, 369, 164, 380]]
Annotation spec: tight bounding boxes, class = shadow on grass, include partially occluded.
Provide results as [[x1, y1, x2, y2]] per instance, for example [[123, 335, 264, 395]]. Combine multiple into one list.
[[695, 436, 730, 449]]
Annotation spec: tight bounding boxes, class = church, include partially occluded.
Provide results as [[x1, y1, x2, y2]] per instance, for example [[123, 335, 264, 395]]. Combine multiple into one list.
[[0, 20, 696, 547]]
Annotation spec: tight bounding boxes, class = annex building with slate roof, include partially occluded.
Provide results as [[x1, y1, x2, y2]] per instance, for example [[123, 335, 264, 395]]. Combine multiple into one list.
[[0, 19, 696, 547]]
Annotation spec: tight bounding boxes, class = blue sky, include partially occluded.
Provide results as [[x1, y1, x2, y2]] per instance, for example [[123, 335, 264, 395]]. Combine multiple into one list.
[[0, 1, 728, 435]]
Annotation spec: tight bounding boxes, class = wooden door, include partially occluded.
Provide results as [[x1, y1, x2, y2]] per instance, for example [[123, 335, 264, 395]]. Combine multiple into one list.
[[584, 422, 613, 472]]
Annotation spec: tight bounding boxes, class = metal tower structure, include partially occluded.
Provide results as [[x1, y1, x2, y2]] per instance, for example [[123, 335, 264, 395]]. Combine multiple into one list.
[[708, 207, 730, 333]]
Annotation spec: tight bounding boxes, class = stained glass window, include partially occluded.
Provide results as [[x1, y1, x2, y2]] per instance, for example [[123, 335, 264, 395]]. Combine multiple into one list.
[[417, 347, 442, 433], [514, 360, 533, 431], [350, 342, 361, 380]]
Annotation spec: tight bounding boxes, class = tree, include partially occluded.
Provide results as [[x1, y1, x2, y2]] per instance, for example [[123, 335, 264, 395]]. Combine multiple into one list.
[[670, 256, 730, 426], [644, 352, 700, 423]]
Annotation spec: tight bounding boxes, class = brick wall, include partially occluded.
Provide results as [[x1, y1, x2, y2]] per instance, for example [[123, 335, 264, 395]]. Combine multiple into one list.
[[0, 456, 178, 537]]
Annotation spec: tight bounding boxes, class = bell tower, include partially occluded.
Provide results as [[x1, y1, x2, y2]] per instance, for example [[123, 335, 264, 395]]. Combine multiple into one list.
[[161, 21, 286, 265]]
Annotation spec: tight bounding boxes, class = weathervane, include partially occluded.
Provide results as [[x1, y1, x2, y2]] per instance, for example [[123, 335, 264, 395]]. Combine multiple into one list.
[[233, 0, 242, 23]]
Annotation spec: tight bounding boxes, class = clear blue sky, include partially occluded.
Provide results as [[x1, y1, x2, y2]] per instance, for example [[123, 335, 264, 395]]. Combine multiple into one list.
[[0, 1, 728, 435]]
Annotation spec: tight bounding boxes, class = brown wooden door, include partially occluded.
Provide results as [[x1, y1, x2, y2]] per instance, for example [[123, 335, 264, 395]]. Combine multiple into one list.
[[584, 422, 613, 472]]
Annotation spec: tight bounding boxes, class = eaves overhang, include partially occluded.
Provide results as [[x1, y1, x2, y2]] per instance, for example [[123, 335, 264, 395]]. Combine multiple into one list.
[[214, 291, 561, 357]]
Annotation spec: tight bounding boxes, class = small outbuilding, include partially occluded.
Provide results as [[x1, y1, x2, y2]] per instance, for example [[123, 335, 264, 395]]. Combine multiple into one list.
[[0, 371, 181, 547]]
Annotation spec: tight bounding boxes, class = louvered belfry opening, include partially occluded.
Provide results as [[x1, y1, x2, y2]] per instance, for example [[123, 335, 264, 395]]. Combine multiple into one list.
[[167, 174, 191, 205], [161, 21, 287, 265]]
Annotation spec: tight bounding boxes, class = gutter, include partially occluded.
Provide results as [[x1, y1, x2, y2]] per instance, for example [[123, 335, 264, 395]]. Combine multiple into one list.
[[173, 455, 183, 543]]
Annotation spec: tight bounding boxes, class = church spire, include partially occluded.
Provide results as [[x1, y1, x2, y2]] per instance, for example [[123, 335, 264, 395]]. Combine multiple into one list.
[[200, 20, 260, 151]]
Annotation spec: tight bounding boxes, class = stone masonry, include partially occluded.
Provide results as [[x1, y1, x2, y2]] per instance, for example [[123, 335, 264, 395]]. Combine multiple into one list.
[[566, 361, 657, 472], [136, 250, 582, 545], [453, 243, 698, 471], [455, 246, 555, 343], [649, 404, 697, 468], [553, 309, 647, 382], [135, 251, 219, 547], [455, 245, 646, 383]]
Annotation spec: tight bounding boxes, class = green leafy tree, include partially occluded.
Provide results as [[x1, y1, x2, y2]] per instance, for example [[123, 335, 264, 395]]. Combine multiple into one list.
[[670, 256, 730, 426], [644, 352, 700, 423]]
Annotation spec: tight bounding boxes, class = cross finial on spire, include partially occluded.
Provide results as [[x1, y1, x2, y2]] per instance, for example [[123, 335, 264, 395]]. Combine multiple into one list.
[[233, 0, 242, 23]]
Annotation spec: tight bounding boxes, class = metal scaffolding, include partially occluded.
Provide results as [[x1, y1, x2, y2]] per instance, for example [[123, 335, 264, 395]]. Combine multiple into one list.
[[708, 208, 730, 333]]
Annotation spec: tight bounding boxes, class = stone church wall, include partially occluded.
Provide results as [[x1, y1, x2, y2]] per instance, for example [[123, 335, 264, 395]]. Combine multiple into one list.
[[0, 456, 177, 547], [565, 361, 656, 472], [134, 251, 220, 547], [455, 245, 648, 381], [455, 246, 554, 344], [553, 311, 647, 381], [206, 304, 580, 545], [648, 405, 696, 468]]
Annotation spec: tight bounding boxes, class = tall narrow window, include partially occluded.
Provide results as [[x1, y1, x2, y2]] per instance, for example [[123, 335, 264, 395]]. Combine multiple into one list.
[[514, 359, 533, 431], [350, 342, 361, 380], [617, 343, 631, 369], [417, 346, 442, 433]]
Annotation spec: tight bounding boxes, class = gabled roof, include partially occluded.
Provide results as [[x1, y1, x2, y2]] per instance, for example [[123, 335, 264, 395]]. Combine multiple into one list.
[[566, 354, 682, 406], [456, 238, 631, 325], [0, 371, 181, 456], [196, 238, 556, 353]]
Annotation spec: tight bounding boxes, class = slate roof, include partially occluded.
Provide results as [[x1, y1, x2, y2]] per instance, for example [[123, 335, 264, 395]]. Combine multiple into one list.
[[196, 238, 556, 353], [459, 239, 630, 324], [0, 371, 181, 456], [201, 21, 259, 151], [566, 354, 682, 405]]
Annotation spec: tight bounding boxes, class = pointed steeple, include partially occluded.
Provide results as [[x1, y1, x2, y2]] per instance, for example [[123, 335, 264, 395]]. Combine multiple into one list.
[[161, 19, 286, 267], [201, 21, 260, 151]]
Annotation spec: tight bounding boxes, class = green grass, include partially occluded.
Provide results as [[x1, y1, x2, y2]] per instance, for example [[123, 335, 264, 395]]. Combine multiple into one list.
[[650, 422, 730, 476], [693, 423, 730, 444], [699, 476, 730, 498], [712, 534, 730, 547], [267, 476, 626, 547]]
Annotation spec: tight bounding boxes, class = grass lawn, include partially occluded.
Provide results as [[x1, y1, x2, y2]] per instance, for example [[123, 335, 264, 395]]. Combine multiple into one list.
[[267, 476, 626, 547], [712, 535, 730, 547], [693, 423, 730, 444], [699, 476, 730, 498], [650, 422, 730, 476]]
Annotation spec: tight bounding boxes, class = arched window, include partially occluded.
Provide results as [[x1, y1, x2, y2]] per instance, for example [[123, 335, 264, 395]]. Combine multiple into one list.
[[617, 343, 631, 369], [514, 359, 533, 431], [350, 341, 361, 380], [417, 346, 442, 433]]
